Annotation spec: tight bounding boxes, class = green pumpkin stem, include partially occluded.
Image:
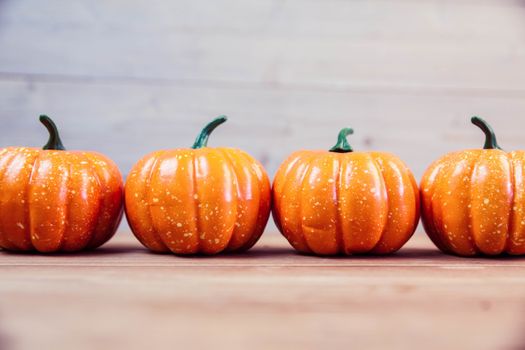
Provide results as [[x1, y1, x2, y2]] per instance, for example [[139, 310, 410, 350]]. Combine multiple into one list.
[[471, 116, 502, 150], [191, 116, 227, 149], [40, 115, 65, 150], [329, 127, 354, 153]]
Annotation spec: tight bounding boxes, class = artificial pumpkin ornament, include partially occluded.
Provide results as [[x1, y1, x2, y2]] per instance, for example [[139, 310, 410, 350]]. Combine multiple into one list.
[[0, 115, 124, 252], [421, 116, 525, 256], [125, 116, 271, 255], [272, 127, 419, 255]]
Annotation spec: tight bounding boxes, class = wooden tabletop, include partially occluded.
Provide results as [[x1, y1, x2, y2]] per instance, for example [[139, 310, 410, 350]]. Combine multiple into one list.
[[1, 231, 525, 350]]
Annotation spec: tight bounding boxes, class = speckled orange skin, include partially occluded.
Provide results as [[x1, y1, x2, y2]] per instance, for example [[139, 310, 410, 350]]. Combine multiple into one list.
[[272, 151, 420, 255], [0, 147, 124, 252], [125, 148, 271, 255], [421, 149, 525, 256]]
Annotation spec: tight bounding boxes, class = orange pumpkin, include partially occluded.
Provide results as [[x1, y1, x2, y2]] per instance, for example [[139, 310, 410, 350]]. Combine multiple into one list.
[[421, 117, 525, 256], [0, 116, 124, 252], [273, 127, 420, 255], [125, 116, 271, 255]]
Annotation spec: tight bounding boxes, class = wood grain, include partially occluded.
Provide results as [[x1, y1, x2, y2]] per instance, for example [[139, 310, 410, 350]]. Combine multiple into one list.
[[1, 231, 525, 350]]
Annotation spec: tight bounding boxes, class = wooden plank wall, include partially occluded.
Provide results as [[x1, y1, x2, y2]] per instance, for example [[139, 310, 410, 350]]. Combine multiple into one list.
[[0, 0, 524, 181]]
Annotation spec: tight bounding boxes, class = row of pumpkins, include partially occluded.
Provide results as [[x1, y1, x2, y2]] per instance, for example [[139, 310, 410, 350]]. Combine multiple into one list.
[[0, 115, 521, 257]]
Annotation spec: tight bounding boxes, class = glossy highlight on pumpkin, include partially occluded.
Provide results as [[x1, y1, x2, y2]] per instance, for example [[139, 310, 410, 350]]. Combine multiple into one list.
[[421, 116, 525, 256], [272, 127, 420, 255], [125, 116, 271, 255], [0, 115, 124, 252]]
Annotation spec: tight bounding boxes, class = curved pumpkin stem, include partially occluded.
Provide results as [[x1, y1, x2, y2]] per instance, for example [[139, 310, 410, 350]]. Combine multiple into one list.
[[191, 116, 227, 149], [329, 127, 354, 153], [40, 115, 65, 150], [471, 116, 502, 150]]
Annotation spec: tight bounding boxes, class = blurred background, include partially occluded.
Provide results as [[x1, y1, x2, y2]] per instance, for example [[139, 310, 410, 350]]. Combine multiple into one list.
[[1, 0, 525, 183]]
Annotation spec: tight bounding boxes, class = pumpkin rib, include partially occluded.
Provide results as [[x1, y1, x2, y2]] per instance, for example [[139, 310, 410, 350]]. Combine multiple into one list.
[[371, 154, 405, 254], [299, 153, 340, 255], [289, 153, 318, 253], [194, 149, 238, 254], [144, 151, 170, 252], [54, 154, 72, 252], [278, 152, 304, 180], [334, 154, 344, 254], [241, 160, 271, 251], [507, 152, 525, 254], [438, 152, 478, 256], [147, 150, 176, 253], [133, 153, 170, 251], [431, 154, 458, 254], [235, 150, 267, 252], [500, 152, 514, 255], [18, 149, 39, 250], [29, 152, 70, 252], [390, 155, 420, 253], [276, 153, 314, 253], [336, 154, 354, 254], [148, 150, 179, 253], [216, 149, 240, 253], [0, 149, 31, 250], [441, 153, 469, 254], [443, 153, 479, 255], [4, 149, 24, 250], [192, 149, 212, 253], [505, 153, 516, 253], [84, 153, 123, 249], [470, 151, 510, 255], [421, 157, 451, 253], [63, 153, 103, 251], [215, 148, 242, 252], [328, 153, 341, 254], [298, 154, 321, 254], [172, 150, 201, 254], [81, 153, 108, 250], [221, 149, 247, 251], [10, 149, 38, 250], [366, 154, 389, 252], [338, 153, 388, 254], [190, 150, 202, 253], [467, 153, 481, 254], [251, 152, 272, 249], [54, 152, 71, 252], [142, 150, 199, 254], [27, 151, 43, 251], [271, 152, 304, 234], [177, 151, 202, 253], [59, 152, 91, 252], [25, 150, 40, 251], [221, 149, 258, 252], [0, 150, 22, 250], [423, 158, 443, 251], [368, 154, 391, 253], [193, 149, 224, 253], [298, 155, 317, 254], [428, 157, 447, 252]]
